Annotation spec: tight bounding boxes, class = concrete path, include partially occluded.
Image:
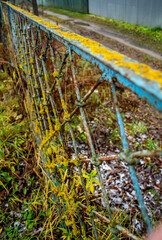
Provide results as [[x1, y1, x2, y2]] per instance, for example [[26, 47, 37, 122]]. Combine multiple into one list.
[[41, 9, 162, 60]]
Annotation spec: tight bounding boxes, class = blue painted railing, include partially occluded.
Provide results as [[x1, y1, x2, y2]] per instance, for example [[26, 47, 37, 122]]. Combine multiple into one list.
[[1, 2, 162, 239]]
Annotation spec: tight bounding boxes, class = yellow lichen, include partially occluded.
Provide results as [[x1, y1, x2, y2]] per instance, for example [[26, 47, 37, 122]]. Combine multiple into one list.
[[44, 74, 48, 82], [30, 57, 33, 64], [53, 71, 59, 77], [13, 71, 16, 79], [55, 119, 60, 131], [115, 61, 162, 84], [64, 112, 70, 120], [61, 99, 67, 110], [39, 104, 44, 115], [47, 147, 52, 155], [35, 82, 38, 88]]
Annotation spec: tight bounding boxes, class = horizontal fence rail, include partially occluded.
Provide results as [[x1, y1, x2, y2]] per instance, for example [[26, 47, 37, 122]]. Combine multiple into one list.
[[1, 2, 162, 239]]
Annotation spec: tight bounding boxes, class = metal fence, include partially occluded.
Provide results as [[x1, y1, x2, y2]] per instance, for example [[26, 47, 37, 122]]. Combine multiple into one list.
[[36, 0, 89, 13], [89, 0, 162, 28], [1, 2, 162, 239]]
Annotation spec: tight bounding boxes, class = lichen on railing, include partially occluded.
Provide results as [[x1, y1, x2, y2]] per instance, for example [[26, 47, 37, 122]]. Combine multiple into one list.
[[1, 2, 162, 239]]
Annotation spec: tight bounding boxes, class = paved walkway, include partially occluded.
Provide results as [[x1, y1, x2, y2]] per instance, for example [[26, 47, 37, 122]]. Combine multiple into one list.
[[41, 9, 162, 61]]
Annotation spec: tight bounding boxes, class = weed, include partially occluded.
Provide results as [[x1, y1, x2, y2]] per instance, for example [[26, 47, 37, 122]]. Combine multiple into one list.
[[146, 188, 160, 204], [144, 55, 152, 61], [151, 26, 162, 32], [0, 71, 61, 239], [144, 138, 160, 150], [128, 121, 148, 135], [83, 169, 100, 194]]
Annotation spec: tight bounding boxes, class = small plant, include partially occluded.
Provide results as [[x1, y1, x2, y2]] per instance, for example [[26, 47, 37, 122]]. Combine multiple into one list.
[[144, 138, 160, 150], [146, 188, 160, 204], [127, 121, 148, 136], [83, 169, 100, 194]]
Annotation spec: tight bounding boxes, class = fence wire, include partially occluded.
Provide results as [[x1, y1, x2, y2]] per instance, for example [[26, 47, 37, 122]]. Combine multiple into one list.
[[1, 2, 162, 239]]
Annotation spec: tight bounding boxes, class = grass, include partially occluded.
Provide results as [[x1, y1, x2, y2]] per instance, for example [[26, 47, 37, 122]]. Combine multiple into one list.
[[41, 6, 162, 53], [0, 70, 61, 239], [0, 71, 146, 239]]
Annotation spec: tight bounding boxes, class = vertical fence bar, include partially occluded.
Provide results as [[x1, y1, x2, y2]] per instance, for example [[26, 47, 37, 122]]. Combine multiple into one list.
[[111, 78, 152, 232]]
